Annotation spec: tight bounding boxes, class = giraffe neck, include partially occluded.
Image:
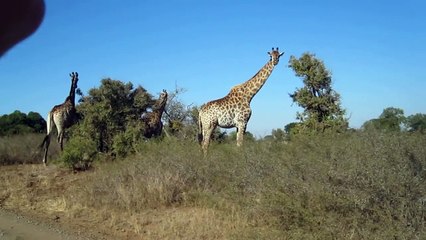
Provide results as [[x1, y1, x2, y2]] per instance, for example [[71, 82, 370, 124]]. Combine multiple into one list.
[[240, 60, 275, 102], [152, 99, 167, 118], [151, 109, 162, 120], [67, 82, 76, 107]]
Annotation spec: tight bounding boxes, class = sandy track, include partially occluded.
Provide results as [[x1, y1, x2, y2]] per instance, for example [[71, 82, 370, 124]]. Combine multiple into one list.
[[0, 165, 114, 240], [0, 209, 86, 240]]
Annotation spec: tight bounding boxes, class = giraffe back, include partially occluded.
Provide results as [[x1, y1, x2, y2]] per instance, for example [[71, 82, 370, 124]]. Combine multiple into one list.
[[51, 98, 77, 128]]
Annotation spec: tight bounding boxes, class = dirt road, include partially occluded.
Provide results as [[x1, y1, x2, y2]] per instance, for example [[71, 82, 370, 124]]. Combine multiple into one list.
[[0, 165, 116, 240], [0, 209, 84, 240]]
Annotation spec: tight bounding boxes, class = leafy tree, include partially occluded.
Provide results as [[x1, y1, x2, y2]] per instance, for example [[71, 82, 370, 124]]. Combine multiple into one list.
[[288, 53, 348, 133], [264, 124, 300, 141], [162, 86, 199, 140], [379, 107, 405, 131], [270, 128, 286, 141], [362, 107, 405, 132], [405, 113, 426, 133], [26, 111, 46, 133], [284, 122, 299, 135], [0, 110, 46, 136], [72, 78, 152, 155], [360, 119, 378, 131]]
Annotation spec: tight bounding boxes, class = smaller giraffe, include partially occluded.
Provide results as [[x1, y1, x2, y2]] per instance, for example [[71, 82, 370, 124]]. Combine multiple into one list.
[[141, 89, 168, 138], [198, 48, 284, 153], [41, 72, 79, 165]]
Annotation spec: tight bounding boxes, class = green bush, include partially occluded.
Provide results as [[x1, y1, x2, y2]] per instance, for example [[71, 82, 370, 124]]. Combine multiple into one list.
[[73, 79, 152, 154], [60, 135, 97, 170]]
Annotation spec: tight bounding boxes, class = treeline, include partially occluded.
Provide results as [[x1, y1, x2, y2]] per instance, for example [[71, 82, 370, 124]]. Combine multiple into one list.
[[0, 110, 46, 136], [361, 107, 426, 133], [264, 107, 426, 142]]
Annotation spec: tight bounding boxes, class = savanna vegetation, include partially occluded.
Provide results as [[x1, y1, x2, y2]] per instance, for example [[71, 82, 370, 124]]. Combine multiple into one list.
[[1, 53, 425, 239], [0, 110, 46, 136], [1, 131, 425, 239]]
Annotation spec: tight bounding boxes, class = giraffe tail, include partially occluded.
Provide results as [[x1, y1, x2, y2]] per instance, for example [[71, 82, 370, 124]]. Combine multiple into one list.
[[40, 111, 54, 149], [40, 135, 49, 149], [197, 112, 203, 145]]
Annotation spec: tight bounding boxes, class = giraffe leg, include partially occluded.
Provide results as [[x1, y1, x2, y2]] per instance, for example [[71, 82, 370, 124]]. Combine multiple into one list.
[[236, 123, 247, 147], [41, 111, 54, 165], [202, 123, 215, 154], [54, 114, 65, 151], [236, 130, 244, 147], [58, 131, 64, 151], [42, 135, 50, 165]]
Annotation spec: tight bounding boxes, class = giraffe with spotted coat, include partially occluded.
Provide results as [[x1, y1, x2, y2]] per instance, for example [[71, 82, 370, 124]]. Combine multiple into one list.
[[198, 48, 284, 153], [41, 72, 79, 165]]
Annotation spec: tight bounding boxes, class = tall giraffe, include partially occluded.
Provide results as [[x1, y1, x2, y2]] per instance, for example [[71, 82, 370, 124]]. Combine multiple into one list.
[[141, 89, 168, 138], [41, 72, 79, 165], [198, 48, 284, 153]]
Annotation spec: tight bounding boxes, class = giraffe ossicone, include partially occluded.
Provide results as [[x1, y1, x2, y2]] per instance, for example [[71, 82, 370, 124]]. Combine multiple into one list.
[[198, 48, 284, 153], [40, 72, 79, 165]]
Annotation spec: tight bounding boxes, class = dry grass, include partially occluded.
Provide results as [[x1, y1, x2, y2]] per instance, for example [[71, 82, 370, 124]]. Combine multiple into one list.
[[0, 131, 425, 239], [0, 133, 60, 165]]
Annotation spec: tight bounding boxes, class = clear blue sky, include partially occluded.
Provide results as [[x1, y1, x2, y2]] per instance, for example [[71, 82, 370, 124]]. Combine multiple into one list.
[[1, 0, 425, 136]]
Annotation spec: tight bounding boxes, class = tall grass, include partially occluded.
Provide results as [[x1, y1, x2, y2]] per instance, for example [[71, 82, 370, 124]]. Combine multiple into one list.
[[63, 131, 426, 239], [1, 131, 425, 239], [0, 133, 60, 165]]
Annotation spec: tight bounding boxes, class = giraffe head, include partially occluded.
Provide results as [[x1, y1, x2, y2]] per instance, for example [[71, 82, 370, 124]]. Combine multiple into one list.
[[160, 89, 168, 103], [153, 89, 168, 110], [268, 47, 284, 66], [69, 72, 79, 90]]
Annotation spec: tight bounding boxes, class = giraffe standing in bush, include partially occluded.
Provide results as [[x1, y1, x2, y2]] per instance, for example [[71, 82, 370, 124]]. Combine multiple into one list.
[[198, 48, 284, 153], [41, 72, 79, 165], [142, 89, 168, 138]]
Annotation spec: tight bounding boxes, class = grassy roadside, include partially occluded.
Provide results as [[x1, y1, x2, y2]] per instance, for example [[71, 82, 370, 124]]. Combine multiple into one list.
[[0, 132, 425, 239], [0, 133, 60, 165]]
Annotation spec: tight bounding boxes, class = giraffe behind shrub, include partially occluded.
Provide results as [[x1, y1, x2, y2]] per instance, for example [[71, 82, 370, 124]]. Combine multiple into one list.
[[141, 89, 168, 138]]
